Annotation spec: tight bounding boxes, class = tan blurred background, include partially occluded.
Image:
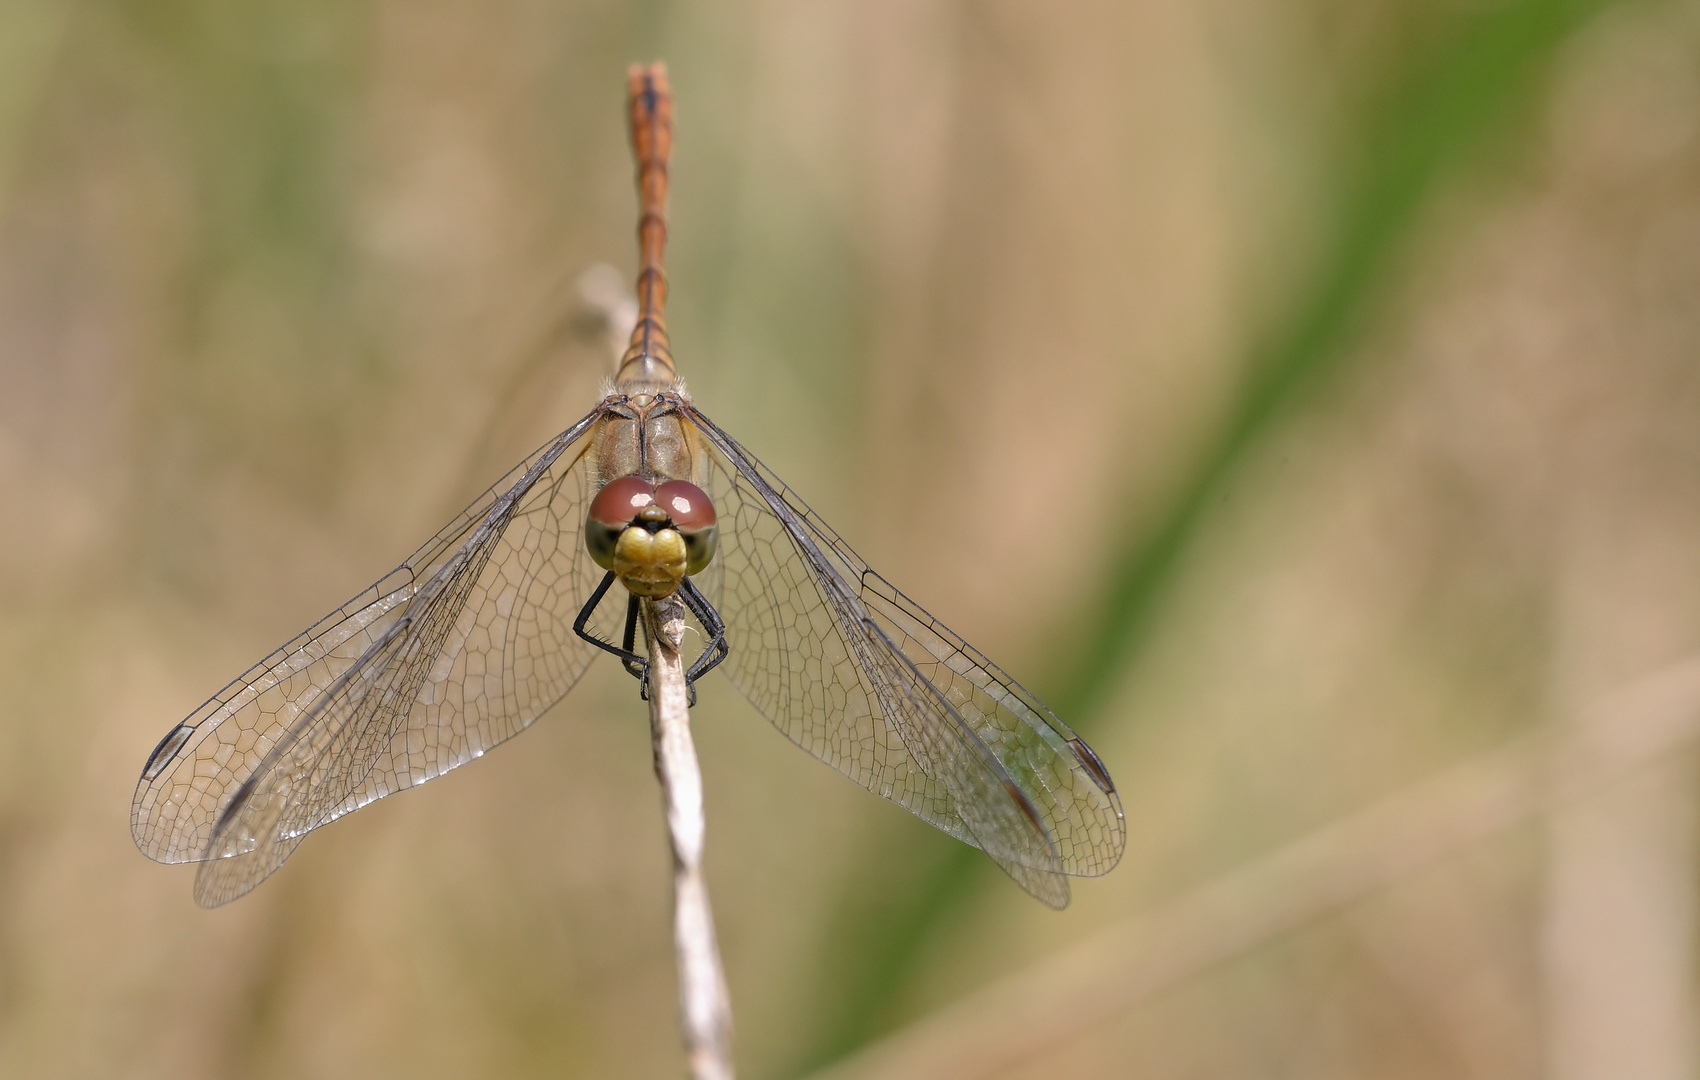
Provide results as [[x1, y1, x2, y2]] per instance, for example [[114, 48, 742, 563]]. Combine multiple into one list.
[[4, 0, 1700, 1077]]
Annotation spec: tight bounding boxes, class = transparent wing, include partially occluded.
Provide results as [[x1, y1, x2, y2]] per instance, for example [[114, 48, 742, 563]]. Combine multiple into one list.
[[131, 406, 612, 906], [684, 404, 1125, 907]]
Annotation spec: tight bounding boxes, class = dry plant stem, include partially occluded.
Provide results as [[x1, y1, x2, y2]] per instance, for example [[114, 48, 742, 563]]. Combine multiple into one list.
[[645, 595, 736, 1080]]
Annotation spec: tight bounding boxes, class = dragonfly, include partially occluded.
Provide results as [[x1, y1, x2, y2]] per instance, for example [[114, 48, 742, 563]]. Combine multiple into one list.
[[131, 63, 1126, 910]]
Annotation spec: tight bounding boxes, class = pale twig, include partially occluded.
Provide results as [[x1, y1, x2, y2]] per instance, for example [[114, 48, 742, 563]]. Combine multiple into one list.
[[574, 263, 639, 366], [645, 595, 736, 1080], [804, 655, 1700, 1080]]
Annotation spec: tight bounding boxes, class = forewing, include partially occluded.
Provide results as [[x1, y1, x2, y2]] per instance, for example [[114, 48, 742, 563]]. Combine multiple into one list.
[[698, 450, 958, 835], [854, 576, 1125, 878], [685, 405, 1125, 903], [133, 408, 610, 903]]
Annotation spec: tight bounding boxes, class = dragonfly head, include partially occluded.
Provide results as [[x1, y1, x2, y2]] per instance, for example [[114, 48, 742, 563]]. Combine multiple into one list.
[[586, 475, 718, 598]]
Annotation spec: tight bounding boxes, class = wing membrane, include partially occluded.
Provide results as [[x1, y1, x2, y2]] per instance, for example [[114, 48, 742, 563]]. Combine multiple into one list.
[[133, 390, 1125, 909], [131, 407, 610, 904], [685, 404, 1125, 906]]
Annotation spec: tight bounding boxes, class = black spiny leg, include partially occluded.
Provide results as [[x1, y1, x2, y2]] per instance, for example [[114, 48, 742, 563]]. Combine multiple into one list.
[[574, 571, 731, 704], [622, 595, 646, 680], [574, 570, 651, 691], [679, 576, 729, 685], [621, 593, 651, 698]]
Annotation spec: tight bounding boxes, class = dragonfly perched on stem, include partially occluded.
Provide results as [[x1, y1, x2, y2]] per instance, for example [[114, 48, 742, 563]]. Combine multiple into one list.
[[131, 63, 1126, 911]]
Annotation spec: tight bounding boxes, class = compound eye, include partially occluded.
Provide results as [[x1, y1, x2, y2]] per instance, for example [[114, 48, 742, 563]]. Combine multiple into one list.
[[586, 475, 656, 570], [654, 480, 715, 531], [654, 480, 718, 574], [589, 475, 656, 527]]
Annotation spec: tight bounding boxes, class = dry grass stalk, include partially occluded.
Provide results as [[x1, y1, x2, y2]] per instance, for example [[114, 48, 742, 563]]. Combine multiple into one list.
[[645, 594, 736, 1080]]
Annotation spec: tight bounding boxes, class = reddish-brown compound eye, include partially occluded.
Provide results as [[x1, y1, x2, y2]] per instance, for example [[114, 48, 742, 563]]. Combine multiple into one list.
[[654, 480, 714, 531], [654, 479, 718, 575], [585, 475, 656, 570], [589, 475, 658, 524]]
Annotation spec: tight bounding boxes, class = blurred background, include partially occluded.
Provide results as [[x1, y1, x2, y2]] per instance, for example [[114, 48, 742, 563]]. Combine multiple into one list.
[[3, 0, 1700, 1077]]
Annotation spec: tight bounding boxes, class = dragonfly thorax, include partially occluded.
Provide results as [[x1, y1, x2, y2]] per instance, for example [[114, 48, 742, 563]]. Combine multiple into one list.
[[590, 392, 710, 491]]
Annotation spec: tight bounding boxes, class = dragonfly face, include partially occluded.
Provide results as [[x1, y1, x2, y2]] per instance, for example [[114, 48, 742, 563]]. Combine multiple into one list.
[[585, 473, 718, 598]]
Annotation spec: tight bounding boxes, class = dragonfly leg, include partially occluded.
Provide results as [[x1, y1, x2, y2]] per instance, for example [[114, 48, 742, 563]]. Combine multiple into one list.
[[572, 571, 725, 704], [679, 576, 729, 688], [573, 569, 652, 694], [621, 593, 652, 699]]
